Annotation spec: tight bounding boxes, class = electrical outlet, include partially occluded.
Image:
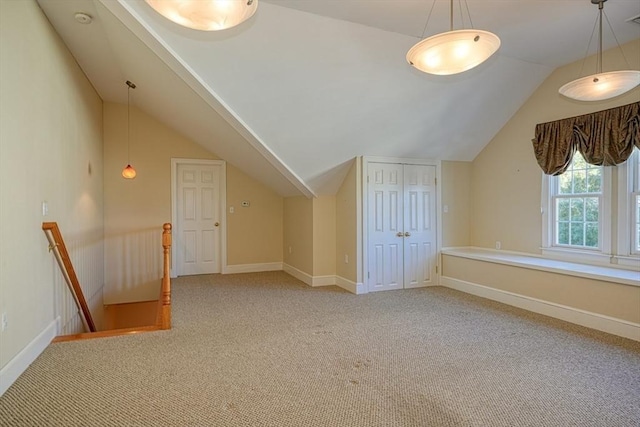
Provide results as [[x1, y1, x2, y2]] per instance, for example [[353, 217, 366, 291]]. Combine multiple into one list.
[[288, 246, 292, 254], [344, 254, 349, 263], [229, 206, 234, 214], [495, 241, 501, 250], [1, 312, 7, 331], [42, 201, 48, 216]]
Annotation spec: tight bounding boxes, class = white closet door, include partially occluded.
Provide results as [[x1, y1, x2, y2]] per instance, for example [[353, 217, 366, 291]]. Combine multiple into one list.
[[367, 163, 404, 292], [367, 162, 437, 292], [403, 164, 437, 288]]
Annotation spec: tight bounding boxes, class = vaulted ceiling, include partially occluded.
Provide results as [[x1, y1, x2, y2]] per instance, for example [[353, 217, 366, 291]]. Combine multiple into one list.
[[37, 0, 640, 196]]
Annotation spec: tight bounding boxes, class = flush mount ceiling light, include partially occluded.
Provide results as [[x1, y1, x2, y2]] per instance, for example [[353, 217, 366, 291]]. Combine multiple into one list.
[[145, 0, 258, 31], [559, 0, 640, 102], [407, 0, 500, 75], [122, 81, 137, 180]]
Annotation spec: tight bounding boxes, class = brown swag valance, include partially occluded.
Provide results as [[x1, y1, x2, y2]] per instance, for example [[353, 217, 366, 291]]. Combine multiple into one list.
[[532, 102, 640, 175]]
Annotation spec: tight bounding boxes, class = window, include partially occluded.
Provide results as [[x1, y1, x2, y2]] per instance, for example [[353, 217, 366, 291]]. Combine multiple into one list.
[[554, 152, 602, 249], [618, 148, 640, 260], [543, 148, 640, 266], [542, 151, 611, 262]]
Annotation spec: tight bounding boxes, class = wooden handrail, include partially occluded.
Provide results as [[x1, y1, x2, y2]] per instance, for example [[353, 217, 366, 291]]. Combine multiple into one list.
[[42, 222, 96, 332], [157, 223, 172, 329]]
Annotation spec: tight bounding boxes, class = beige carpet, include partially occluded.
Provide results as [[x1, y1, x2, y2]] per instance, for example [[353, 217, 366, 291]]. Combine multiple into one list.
[[1, 271, 639, 426]]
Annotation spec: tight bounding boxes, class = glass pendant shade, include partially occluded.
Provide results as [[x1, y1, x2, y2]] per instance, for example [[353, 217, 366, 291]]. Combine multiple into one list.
[[559, 70, 640, 101], [122, 164, 137, 179], [145, 0, 258, 31], [407, 29, 500, 75]]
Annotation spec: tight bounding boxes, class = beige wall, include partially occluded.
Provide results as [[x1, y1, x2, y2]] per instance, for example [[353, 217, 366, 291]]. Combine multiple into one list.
[[0, 0, 104, 369], [335, 160, 359, 282], [470, 39, 640, 254], [441, 161, 472, 248], [104, 103, 284, 303], [313, 196, 336, 277], [442, 255, 640, 324], [283, 196, 314, 274], [226, 164, 283, 266]]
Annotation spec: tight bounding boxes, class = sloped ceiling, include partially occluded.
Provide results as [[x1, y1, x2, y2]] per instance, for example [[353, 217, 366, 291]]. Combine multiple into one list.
[[37, 0, 640, 196]]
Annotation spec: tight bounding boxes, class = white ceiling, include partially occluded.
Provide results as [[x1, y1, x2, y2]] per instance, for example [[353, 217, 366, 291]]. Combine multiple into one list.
[[37, 0, 640, 196]]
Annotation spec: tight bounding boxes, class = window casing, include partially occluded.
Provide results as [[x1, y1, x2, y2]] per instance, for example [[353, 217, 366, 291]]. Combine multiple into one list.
[[542, 152, 612, 263], [617, 148, 640, 263]]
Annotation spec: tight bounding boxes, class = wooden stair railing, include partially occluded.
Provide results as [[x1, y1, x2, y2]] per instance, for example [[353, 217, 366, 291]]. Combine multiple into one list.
[[157, 223, 172, 330], [49, 223, 172, 342], [42, 222, 96, 333]]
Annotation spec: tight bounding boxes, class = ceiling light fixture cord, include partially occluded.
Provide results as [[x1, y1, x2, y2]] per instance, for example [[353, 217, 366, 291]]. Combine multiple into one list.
[[603, 11, 634, 69], [576, 15, 599, 80], [463, 0, 474, 29], [597, 0, 603, 74], [419, 0, 438, 39], [127, 83, 131, 164]]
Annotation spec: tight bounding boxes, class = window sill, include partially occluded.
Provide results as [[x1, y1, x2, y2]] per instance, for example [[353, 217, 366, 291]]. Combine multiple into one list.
[[614, 255, 640, 268], [441, 246, 639, 287], [541, 247, 612, 265]]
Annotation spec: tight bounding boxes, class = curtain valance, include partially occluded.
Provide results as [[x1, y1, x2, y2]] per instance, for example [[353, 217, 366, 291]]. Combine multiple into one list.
[[532, 102, 640, 175]]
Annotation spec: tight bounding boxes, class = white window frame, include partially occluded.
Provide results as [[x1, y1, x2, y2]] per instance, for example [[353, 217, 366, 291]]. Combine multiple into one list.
[[541, 154, 612, 265], [616, 148, 640, 266]]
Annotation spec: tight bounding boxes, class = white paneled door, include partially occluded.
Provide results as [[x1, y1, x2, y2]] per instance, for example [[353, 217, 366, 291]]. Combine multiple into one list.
[[367, 162, 437, 292], [177, 163, 221, 275]]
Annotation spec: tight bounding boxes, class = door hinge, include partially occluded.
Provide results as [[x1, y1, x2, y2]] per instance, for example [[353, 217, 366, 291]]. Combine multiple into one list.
[[367, 272, 370, 279], [436, 265, 438, 274], [367, 175, 370, 183], [434, 177, 437, 185]]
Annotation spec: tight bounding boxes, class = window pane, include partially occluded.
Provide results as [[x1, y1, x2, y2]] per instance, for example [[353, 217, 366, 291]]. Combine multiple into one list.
[[573, 170, 587, 193], [570, 198, 584, 221], [585, 197, 599, 222], [587, 169, 601, 193], [573, 153, 587, 169], [558, 222, 570, 245], [636, 195, 640, 252], [570, 222, 584, 246], [559, 173, 572, 194], [557, 199, 570, 221], [585, 223, 598, 248]]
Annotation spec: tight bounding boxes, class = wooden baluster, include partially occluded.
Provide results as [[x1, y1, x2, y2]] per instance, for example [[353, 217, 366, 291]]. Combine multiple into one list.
[[159, 223, 172, 329]]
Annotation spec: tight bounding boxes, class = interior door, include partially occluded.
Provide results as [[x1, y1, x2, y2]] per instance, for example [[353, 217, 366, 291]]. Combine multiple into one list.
[[177, 163, 221, 275], [367, 163, 404, 292], [367, 162, 437, 292], [403, 164, 437, 288]]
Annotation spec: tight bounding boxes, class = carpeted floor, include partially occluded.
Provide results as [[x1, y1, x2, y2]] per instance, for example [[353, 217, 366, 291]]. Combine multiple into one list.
[[1, 271, 639, 426]]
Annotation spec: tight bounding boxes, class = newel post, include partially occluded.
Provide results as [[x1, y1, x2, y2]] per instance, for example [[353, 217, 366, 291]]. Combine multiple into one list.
[[160, 223, 172, 329]]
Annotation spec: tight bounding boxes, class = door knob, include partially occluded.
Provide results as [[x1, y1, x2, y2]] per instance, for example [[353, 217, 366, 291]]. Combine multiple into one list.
[[215, 222, 220, 227], [404, 232, 411, 237], [396, 232, 404, 237]]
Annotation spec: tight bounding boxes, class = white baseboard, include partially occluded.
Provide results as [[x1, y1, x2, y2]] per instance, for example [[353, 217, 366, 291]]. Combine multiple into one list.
[[0, 318, 59, 397], [335, 276, 367, 294], [224, 262, 283, 274], [440, 276, 640, 341], [283, 264, 337, 287]]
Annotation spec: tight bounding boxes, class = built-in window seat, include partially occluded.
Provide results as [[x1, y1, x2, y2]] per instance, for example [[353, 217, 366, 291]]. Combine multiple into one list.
[[439, 247, 640, 341]]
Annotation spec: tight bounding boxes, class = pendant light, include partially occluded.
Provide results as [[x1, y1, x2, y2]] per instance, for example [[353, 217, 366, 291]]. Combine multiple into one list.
[[407, 0, 500, 75], [145, 0, 258, 31], [559, 0, 640, 102], [122, 80, 137, 180]]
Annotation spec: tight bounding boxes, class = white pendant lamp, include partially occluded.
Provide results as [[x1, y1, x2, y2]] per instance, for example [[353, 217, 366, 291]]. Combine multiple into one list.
[[559, 0, 640, 102], [122, 81, 137, 180], [407, 0, 500, 75], [145, 0, 258, 31]]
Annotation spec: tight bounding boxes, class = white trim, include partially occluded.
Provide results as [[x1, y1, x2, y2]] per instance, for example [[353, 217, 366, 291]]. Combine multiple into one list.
[[282, 264, 336, 287], [441, 247, 639, 287], [224, 262, 283, 274], [440, 277, 640, 341], [540, 247, 612, 265], [0, 318, 59, 397], [171, 158, 227, 277], [335, 276, 367, 294]]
